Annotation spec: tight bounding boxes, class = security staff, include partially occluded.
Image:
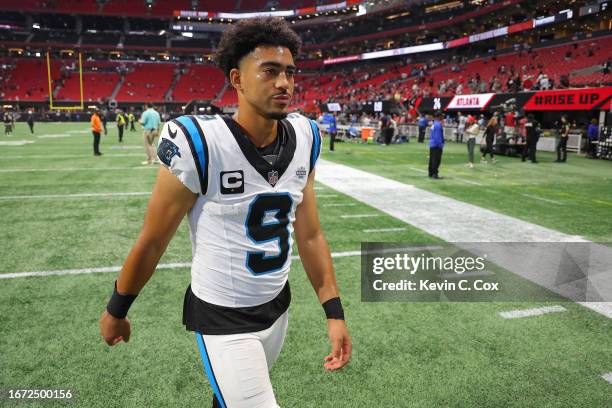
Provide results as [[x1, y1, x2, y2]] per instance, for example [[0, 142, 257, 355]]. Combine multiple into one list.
[[128, 112, 136, 132], [328, 112, 337, 151], [522, 114, 540, 163], [116, 109, 126, 143], [417, 114, 428, 143], [428, 111, 445, 179]]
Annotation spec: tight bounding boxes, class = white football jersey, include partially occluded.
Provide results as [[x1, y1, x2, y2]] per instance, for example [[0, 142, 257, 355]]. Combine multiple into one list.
[[157, 113, 321, 308]]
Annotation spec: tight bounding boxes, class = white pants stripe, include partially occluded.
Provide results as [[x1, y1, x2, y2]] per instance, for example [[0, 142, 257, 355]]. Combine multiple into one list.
[[196, 311, 288, 408]]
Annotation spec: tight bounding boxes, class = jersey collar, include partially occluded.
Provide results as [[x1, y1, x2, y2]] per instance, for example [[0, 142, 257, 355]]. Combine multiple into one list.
[[221, 116, 297, 187]]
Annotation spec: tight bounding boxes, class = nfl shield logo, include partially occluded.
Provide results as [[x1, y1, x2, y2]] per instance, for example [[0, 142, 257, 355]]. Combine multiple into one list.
[[267, 170, 279, 186]]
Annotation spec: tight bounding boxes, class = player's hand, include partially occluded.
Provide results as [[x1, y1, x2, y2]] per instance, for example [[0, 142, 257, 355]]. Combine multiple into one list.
[[99, 310, 131, 346], [324, 319, 352, 371]]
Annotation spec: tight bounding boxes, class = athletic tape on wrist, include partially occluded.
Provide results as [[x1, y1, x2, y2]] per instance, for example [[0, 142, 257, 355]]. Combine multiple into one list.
[[106, 281, 137, 319], [322, 297, 344, 320]]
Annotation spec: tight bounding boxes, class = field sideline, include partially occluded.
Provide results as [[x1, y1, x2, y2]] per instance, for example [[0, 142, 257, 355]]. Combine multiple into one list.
[[1, 122, 611, 407]]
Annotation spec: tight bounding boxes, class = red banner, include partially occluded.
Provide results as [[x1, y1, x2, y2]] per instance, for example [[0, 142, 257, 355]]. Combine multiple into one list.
[[508, 20, 533, 34], [523, 87, 612, 111], [323, 55, 360, 65], [296, 6, 316, 15], [447, 37, 470, 48]]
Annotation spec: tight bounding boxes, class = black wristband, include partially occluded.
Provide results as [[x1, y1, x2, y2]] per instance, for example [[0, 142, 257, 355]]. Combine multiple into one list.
[[322, 297, 344, 320], [106, 281, 137, 319]]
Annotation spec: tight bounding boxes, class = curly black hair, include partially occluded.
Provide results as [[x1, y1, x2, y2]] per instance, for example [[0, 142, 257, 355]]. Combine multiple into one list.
[[215, 17, 302, 80]]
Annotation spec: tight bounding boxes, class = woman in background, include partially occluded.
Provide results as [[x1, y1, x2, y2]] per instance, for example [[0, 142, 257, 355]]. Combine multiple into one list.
[[465, 116, 480, 168], [481, 116, 498, 164]]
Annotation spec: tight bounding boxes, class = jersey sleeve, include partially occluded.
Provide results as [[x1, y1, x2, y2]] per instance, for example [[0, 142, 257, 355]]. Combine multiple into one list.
[[285, 113, 321, 173], [157, 117, 208, 195], [307, 118, 322, 172]]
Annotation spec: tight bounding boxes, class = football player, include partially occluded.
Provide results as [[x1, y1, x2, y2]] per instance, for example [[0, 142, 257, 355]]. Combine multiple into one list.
[[99, 17, 351, 408]]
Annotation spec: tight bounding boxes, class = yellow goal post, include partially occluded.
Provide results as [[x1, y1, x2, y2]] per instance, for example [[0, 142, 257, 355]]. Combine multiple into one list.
[[46, 51, 84, 110]]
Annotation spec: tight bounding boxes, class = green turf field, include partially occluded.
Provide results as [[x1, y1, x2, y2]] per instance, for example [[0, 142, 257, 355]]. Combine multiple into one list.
[[322, 136, 612, 242], [1, 122, 611, 407]]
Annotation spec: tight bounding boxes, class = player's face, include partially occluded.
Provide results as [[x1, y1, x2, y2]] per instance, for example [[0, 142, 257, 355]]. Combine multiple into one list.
[[236, 46, 296, 120]]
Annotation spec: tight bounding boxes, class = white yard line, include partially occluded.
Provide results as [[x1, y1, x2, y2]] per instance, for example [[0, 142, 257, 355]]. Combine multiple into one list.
[[0, 192, 150, 200], [37, 134, 76, 139], [0, 153, 144, 159], [0, 250, 363, 279], [363, 227, 407, 233], [316, 159, 611, 319], [341, 214, 380, 219], [406, 166, 428, 174], [0, 167, 156, 173], [601, 372, 612, 384], [316, 194, 338, 198], [498, 305, 567, 319], [323, 203, 356, 207], [0, 263, 190, 279], [521, 194, 565, 205], [0, 140, 34, 146]]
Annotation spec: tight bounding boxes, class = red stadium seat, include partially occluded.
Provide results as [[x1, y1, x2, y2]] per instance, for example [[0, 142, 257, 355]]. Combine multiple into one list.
[[114, 63, 176, 102], [172, 65, 226, 103]]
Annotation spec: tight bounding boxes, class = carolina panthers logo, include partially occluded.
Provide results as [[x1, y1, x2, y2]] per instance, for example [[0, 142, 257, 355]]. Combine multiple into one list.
[[157, 139, 181, 166]]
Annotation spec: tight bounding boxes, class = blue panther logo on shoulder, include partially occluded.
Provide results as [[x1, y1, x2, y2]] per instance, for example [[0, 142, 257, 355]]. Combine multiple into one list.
[[157, 138, 181, 166]]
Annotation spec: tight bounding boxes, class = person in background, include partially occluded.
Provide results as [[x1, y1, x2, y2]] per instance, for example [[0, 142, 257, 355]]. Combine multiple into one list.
[[3, 108, 14, 135], [518, 111, 528, 141], [328, 112, 337, 152], [504, 110, 515, 139], [478, 114, 486, 128], [381, 112, 393, 146], [587, 118, 599, 159], [90, 107, 103, 156], [390, 114, 399, 143], [556, 115, 570, 163], [456, 111, 466, 143], [482, 116, 498, 164], [26, 109, 35, 134], [428, 111, 445, 179], [139, 102, 161, 165], [101, 109, 108, 135], [465, 116, 479, 168], [116, 109, 126, 143], [128, 111, 136, 132], [522, 114, 540, 163], [417, 113, 428, 143]]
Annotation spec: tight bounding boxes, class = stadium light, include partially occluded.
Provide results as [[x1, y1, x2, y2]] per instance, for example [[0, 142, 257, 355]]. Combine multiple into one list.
[[32, 23, 40, 29]]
